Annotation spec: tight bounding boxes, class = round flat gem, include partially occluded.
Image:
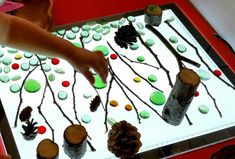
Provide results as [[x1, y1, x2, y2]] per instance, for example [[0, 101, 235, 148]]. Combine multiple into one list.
[[110, 54, 117, 60], [7, 48, 18, 54], [137, 30, 145, 36], [71, 26, 80, 33], [139, 111, 150, 119], [119, 18, 126, 25], [51, 58, 60, 65], [73, 42, 81, 48], [96, 27, 105, 33], [0, 75, 10, 83], [0, 67, 2, 73], [107, 117, 117, 126], [92, 24, 102, 31], [82, 25, 91, 31], [21, 63, 30, 71], [66, 33, 76, 40], [125, 104, 133, 111], [83, 92, 92, 98], [29, 58, 38, 66], [127, 16, 135, 22], [57, 29, 66, 36], [24, 52, 33, 58], [80, 31, 89, 37], [109, 100, 118, 107], [2, 57, 12, 65], [110, 21, 119, 28], [93, 45, 109, 56], [58, 91, 68, 100], [48, 73, 55, 82], [137, 56, 145, 62], [148, 74, 157, 82], [81, 114, 91, 124], [177, 45, 187, 53], [54, 68, 65, 74], [145, 39, 155, 46], [133, 76, 141, 83], [166, 16, 175, 22], [12, 63, 19, 70], [102, 28, 111, 35], [150, 91, 166, 105], [4, 66, 11, 73], [82, 37, 92, 44], [198, 104, 209, 114], [169, 36, 178, 43], [42, 64, 51, 72], [130, 43, 139, 50], [92, 33, 102, 41], [213, 69, 222, 77], [197, 69, 211, 81], [10, 84, 20, 93], [137, 22, 144, 29], [38, 55, 47, 61], [24, 79, 41, 93], [15, 54, 22, 60], [0, 50, 4, 57], [93, 75, 107, 89], [195, 90, 199, 97], [11, 75, 22, 81], [38, 126, 46, 134], [62, 81, 70, 87]]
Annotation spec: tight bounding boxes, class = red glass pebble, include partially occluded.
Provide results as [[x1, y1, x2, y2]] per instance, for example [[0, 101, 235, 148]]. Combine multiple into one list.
[[51, 58, 60, 65], [62, 81, 70, 87], [38, 126, 46, 134], [213, 69, 222, 77], [195, 91, 199, 97], [110, 54, 117, 60], [12, 63, 19, 70]]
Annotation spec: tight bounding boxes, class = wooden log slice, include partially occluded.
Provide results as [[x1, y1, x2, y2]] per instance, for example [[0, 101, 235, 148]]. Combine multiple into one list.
[[162, 68, 200, 126], [37, 138, 59, 159]]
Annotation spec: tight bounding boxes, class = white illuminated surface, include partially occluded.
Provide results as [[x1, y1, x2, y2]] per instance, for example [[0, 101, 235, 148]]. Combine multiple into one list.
[[0, 8, 235, 159]]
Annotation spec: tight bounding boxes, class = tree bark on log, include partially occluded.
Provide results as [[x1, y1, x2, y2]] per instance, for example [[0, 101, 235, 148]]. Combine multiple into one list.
[[162, 68, 200, 126]]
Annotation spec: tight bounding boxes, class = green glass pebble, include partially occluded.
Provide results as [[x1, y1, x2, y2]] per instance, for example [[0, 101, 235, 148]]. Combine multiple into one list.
[[137, 56, 145, 62], [4, 66, 11, 73], [42, 64, 51, 72], [110, 21, 119, 28], [92, 33, 102, 41], [29, 58, 38, 66], [177, 45, 187, 53], [80, 31, 89, 37], [48, 73, 55, 82], [150, 91, 166, 105], [54, 68, 65, 74], [102, 28, 111, 35], [24, 79, 41, 93], [137, 22, 144, 29], [0, 50, 4, 57], [24, 52, 33, 58], [127, 16, 135, 22], [130, 43, 139, 50], [145, 39, 155, 46], [73, 42, 82, 48], [197, 69, 211, 81], [11, 75, 22, 81], [21, 63, 30, 71], [81, 114, 91, 123], [137, 30, 145, 36], [58, 91, 68, 100], [148, 74, 157, 82], [0, 67, 2, 73], [96, 26, 105, 33], [38, 55, 47, 61], [102, 25, 111, 29], [2, 57, 12, 65], [10, 84, 20, 93], [82, 37, 92, 44], [198, 104, 209, 114], [0, 75, 10, 83], [7, 48, 18, 54], [166, 16, 175, 22], [169, 36, 178, 43], [93, 75, 107, 89], [57, 29, 66, 36], [66, 33, 76, 40], [93, 45, 109, 56], [92, 24, 102, 31], [139, 111, 150, 119], [119, 18, 126, 25], [71, 26, 80, 33], [83, 92, 92, 98], [82, 25, 91, 31], [107, 117, 116, 126]]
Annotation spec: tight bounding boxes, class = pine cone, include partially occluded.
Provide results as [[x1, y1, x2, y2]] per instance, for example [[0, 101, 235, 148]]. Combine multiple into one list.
[[107, 120, 142, 158], [114, 25, 138, 49], [90, 95, 101, 112], [19, 106, 33, 122]]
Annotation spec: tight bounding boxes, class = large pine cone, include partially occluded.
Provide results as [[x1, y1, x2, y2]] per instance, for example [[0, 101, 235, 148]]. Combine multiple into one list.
[[107, 120, 142, 158], [114, 25, 138, 49]]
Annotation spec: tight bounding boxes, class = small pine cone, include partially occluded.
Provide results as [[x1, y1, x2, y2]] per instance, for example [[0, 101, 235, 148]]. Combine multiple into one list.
[[19, 106, 33, 122], [114, 25, 138, 49], [107, 120, 142, 158], [90, 95, 101, 112]]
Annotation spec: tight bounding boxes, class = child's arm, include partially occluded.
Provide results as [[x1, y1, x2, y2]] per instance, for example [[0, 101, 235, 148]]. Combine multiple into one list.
[[0, 12, 108, 84]]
